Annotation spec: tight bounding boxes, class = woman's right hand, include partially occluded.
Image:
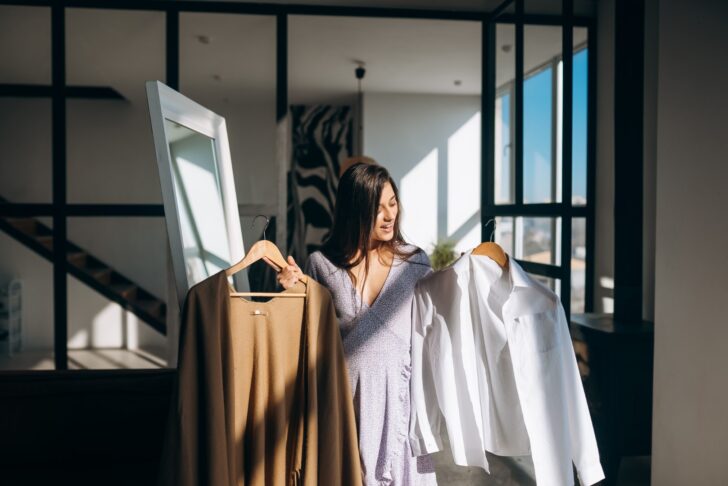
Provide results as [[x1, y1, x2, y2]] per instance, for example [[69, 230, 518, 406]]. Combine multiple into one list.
[[273, 255, 304, 290]]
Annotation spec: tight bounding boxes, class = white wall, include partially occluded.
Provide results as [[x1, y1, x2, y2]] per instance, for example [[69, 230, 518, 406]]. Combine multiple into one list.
[[363, 92, 482, 255], [652, 0, 728, 483]]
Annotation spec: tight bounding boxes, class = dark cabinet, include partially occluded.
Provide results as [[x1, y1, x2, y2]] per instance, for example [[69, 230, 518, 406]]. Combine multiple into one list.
[[570, 313, 654, 486]]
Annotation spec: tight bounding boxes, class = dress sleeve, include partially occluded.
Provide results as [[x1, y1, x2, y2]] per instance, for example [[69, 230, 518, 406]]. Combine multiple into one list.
[[304, 252, 320, 283], [409, 247, 433, 278], [418, 249, 432, 267]]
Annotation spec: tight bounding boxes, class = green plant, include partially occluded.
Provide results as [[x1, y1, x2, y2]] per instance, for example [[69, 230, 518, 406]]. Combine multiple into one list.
[[429, 240, 457, 271]]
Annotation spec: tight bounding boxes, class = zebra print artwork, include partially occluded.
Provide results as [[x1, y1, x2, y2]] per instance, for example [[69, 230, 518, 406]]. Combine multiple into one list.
[[287, 105, 353, 263]]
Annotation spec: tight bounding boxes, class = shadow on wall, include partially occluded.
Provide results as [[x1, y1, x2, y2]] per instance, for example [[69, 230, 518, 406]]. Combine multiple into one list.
[[363, 93, 482, 255]]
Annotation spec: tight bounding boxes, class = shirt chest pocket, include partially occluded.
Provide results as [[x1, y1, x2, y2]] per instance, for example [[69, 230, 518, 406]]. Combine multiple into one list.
[[512, 309, 561, 354]]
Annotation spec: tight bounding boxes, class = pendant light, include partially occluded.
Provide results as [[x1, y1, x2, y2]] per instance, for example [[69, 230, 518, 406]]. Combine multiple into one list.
[[341, 61, 376, 176]]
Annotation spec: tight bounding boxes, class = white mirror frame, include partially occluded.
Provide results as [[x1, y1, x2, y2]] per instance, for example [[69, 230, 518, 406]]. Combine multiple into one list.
[[146, 80, 249, 307]]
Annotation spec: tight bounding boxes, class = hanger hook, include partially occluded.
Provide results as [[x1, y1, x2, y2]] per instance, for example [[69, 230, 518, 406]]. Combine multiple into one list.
[[484, 218, 497, 242], [252, 214, 270, 241]]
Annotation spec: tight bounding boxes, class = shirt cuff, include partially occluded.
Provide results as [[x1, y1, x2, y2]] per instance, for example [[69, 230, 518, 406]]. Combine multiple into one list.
[[409, 434, 443, 457], [577, 461, 605, 485]]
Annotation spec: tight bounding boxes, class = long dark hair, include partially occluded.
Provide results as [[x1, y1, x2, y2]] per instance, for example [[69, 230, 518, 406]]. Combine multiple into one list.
[[320, 162, 418, 285]]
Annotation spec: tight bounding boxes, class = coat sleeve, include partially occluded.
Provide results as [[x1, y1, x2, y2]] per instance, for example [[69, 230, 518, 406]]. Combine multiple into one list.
[[158, 286, 202, 486], [409, 284, 444, 456], [557, 306, 605, 485], [158, 278, 232, 486], [304, 285, 363, 486]]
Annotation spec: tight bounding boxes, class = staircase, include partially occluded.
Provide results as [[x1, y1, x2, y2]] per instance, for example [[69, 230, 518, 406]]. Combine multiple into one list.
[[0, 211, 166, 335]]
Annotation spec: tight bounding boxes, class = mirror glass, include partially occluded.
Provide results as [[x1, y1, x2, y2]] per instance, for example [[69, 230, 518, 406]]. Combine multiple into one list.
[[165, 119, 232, 287]]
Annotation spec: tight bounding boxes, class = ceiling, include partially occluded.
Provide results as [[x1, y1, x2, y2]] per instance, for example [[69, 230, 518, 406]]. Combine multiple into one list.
[[0, 3, 592, 106], [289, 16, 588, 104]]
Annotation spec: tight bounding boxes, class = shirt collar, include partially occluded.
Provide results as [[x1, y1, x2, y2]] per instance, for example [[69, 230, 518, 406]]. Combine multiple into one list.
[[464, 249, 528, 288], [507, 256, 535, 290], [464, 249, 503, 283], [467, 250, 557, 317]]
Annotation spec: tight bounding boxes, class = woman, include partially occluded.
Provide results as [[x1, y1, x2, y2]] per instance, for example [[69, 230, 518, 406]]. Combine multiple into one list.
[[277, 163, 437, 485]]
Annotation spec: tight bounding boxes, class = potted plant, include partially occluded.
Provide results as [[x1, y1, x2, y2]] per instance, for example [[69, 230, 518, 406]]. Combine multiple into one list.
[[429, 240, 457, 271]]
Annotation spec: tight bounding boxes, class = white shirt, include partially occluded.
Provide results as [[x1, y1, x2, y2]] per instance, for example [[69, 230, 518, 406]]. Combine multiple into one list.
[[409, 251, 604, 486]]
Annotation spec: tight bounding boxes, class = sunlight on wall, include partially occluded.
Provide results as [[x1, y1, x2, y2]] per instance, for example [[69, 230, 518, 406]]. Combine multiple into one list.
[[456, 225, 482, 254], [599, 276, 614, 313], [125, 311, 140, 350], [447, 111, 481, 252], [69, 302, 123, 349], [400, 148, 438, 251], [68, 303, 142, 349], [67, 329, 89, 349], [602, 297, 614, 314], [91, 303, 123, 348]]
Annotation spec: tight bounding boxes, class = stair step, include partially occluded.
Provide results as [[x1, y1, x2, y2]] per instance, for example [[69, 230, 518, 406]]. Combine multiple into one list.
[[67, 250, 87, 266], [8, 218, 39, 236], [110, 282, 138, 299], [36, 235, 54, 251], [2, 206, 166, 336], [87, 266, 112, 284], [136, 299, 163, 318]]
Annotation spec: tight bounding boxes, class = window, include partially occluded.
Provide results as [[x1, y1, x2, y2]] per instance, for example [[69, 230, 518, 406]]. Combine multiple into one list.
[[489, 20, 593, 317]]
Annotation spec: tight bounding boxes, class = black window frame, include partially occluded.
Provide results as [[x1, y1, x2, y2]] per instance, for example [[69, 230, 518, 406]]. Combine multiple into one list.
[[483, 0, 596, 318], [0, 0, 596, 370]]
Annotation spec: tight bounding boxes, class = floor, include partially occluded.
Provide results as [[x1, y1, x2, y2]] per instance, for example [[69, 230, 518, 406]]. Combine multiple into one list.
[[432, 450, 535, 485], [0, 348, 650, 485], [432, 450, 651, 485], [0, 347, 167, 370]]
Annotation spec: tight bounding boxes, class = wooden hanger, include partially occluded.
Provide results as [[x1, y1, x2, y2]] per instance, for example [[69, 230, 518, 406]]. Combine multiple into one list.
[[226, 216, 306, 298], [472, 219, 509, 269], [472, 242, 509, 268]]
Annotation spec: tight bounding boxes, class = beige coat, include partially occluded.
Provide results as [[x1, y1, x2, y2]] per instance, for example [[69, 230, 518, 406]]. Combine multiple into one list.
[[159, 270, 362, 486]]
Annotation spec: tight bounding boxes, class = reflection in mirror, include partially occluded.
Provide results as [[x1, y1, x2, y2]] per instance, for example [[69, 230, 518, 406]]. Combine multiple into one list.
[[147, 81, 247, 367], [146, 80, 247, 316], [165, 119, 231, 286]]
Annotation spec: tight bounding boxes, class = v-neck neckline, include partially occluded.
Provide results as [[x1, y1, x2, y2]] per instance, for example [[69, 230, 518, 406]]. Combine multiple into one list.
[[347, 254, 397, 309]]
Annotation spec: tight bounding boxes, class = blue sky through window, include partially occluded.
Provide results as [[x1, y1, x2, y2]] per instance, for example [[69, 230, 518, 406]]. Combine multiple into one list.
[[524, 67, 553, 203], [499, 92, 511, 202], [573, 48, 588, 203], [495, 47, 588, 205], [521, 48, 588, 204]]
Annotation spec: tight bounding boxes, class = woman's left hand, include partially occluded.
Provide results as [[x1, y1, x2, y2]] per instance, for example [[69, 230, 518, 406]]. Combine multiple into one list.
[[271, 255, 304, 289]]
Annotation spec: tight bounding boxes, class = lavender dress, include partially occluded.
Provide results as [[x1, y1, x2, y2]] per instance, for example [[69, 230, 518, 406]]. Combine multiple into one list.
[[305, 246, 437, 486]]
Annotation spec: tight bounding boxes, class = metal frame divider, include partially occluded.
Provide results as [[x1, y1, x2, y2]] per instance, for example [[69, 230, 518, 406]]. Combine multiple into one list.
[[0, 0, 596, 369], [483, 0, 595, 317]]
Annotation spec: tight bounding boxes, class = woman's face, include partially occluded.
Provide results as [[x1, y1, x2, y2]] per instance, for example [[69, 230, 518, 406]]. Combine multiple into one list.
[[372, 182, 398, 243]]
